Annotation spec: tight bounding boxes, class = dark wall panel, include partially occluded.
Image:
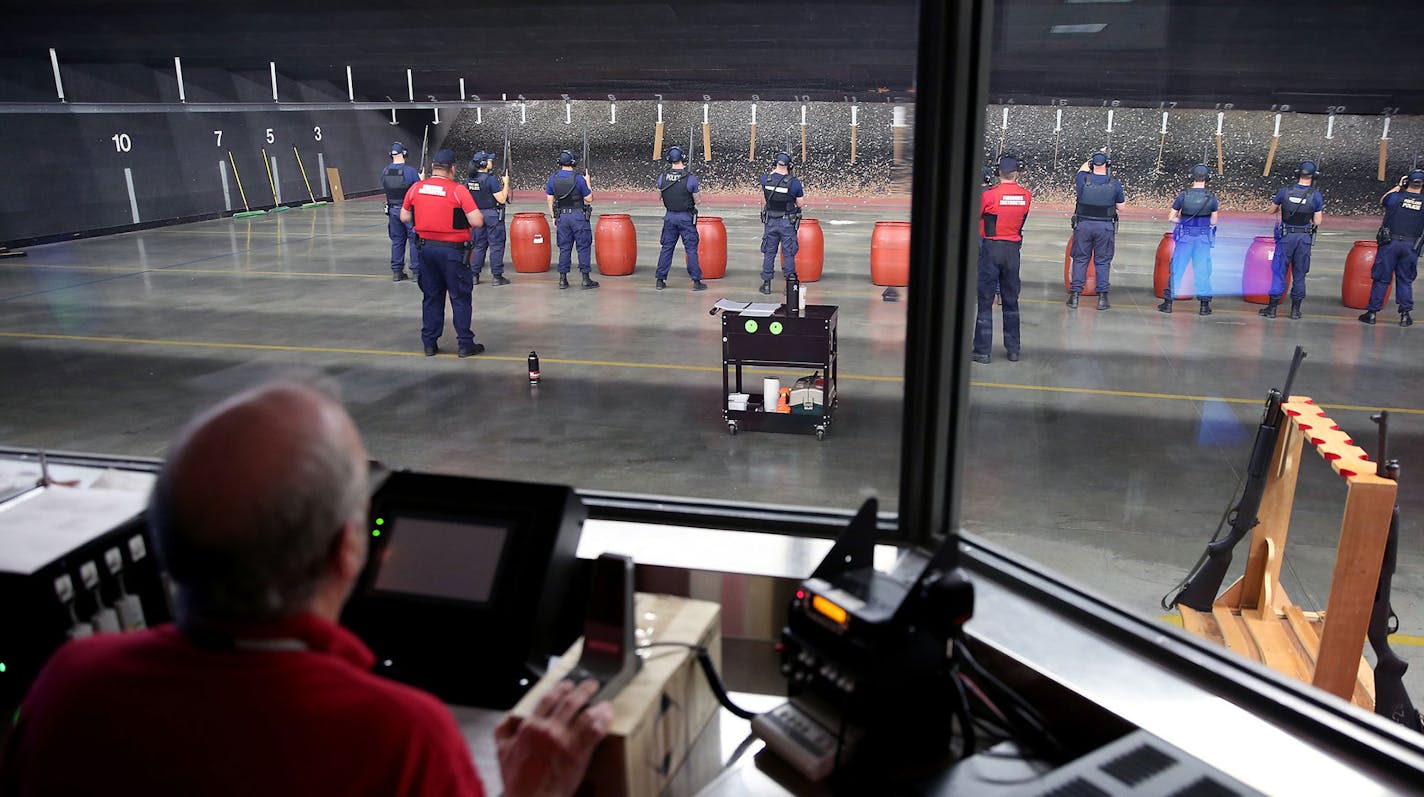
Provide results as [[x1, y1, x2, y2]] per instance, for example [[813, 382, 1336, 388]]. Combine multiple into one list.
[[0, 105, 424, 245]]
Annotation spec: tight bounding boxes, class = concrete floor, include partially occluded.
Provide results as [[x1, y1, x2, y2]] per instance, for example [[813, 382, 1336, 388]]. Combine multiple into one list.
[[3, 195, 1424, 701]]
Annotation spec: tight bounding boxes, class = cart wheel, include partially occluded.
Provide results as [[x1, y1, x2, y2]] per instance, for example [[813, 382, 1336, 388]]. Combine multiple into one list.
[[728, 421, 739, 436], [815, 427, 826, 441]]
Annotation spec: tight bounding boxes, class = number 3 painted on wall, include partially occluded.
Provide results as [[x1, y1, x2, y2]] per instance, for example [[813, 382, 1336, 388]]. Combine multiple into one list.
[[313, 126, 322, 141]]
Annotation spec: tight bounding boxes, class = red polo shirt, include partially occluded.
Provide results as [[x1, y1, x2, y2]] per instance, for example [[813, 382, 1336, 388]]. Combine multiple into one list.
[[0, 615, 484, 797], [980, 181, 1032, 242], [403, 177, 478, 243]]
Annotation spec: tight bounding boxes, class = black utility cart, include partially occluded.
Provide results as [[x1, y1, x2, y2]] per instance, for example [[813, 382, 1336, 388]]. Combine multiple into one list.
[[720, 304, 839, 439]]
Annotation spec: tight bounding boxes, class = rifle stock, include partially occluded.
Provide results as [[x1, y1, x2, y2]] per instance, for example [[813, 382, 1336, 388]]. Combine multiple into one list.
[[1368, 414, 1423, 731], [1169, 346, 1306, 611]]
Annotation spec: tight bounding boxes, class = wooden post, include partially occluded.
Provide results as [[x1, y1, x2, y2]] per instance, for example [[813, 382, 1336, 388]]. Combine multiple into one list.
[[1313, 474, 1396, 700]]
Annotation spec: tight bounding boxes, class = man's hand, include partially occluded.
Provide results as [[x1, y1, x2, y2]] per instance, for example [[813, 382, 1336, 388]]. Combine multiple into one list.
[[495, 679, 613, 797]]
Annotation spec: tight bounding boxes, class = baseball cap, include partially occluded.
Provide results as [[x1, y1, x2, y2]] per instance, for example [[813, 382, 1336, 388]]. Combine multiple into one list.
[[997, 155, 1020, 174], [1090, 152, 1109, 166], [432, 149, 456, 166]]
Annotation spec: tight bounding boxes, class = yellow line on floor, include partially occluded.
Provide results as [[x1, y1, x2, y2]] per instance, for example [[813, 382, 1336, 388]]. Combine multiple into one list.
[[0, 331, 900, 381], [1158, 614, 1424, 647], [1, 262, 900, 297], [0, 331, 1419, 412]]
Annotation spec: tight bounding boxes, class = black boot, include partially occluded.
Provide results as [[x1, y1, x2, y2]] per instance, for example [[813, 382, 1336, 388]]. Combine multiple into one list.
[[1402, 310, 1414, 327], [472, 273, 481, 286], [655, 278, 667, 290], [581, 274, 600, 289], [1289, 299, 1302, 319], [1199, 299, 1212, 316], [558, 274, 569, 289], [1097, 293, 1110, 311], [1359, 310, 1377, 325], [1157, 289, 1172, 314], [1066, 292, 1080, 309], [691, 280, 707, 292], [759, 280, 772, 295], [492, 274, 511, 286], [1259, 297, 1278, 318]]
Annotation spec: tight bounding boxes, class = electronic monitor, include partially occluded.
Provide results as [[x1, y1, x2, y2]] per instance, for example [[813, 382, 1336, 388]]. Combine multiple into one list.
[[341, 470, 585, 709]]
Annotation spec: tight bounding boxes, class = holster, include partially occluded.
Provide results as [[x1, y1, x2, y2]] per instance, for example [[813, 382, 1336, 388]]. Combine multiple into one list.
[[1414, 233, 1424, 257], [1378, 226, 1392, 247], [1209, 226, 1218, 248], [414, 235, 424, 250], [1171, 224, 1182, 243], [582, 203, 592, 222], [497, 204, 507, 223], [1273, 223, 1284, 242], [1069, 215, 1078, 231], [789, 212, 802, 231], [462, 241, 474, 266], [760, 209, 769, 225]]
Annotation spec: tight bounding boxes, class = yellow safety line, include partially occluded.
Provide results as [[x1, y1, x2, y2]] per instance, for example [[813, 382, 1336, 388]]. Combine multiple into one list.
[[0, 331, 1419, 413], [1158, 614, 1424, 647]]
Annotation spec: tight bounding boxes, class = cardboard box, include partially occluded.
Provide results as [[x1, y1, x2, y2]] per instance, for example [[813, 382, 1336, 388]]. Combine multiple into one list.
[[510, 593, 722, 797]]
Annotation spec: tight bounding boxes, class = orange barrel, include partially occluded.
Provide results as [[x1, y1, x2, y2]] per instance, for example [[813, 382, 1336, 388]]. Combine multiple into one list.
[[870, 221, 911, 286], [1242, 236, 1280, 304], [1062, 234, 1098, 297], [510, 212, 552, 273], [785, 218, 825, 282], [1343, 240, 1389, 309], [594, 213, 637, 276], [1152, 232, 1194, 300], [692, 216, 727, 279]]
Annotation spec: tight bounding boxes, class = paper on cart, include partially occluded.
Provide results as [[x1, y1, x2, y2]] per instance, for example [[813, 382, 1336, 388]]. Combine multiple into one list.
[[738, 303, 783, 317], [712, 298, 750, 313]]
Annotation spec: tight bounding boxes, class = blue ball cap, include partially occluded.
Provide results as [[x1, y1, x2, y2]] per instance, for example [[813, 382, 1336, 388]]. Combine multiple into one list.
[[1190, 163, 1211, 181], [667, 146, 685, 163], [997, 155, 1019, 174], [390, 142, 407, 156], [1090, 152, 1109, 166], [431, 149, 456, 166], [774, 151, 793, 167], [1408, 169, 1424, 184], [471, 151, 490, 166], [558, 150, 577, 166], [1298, 160, 1318, 176]]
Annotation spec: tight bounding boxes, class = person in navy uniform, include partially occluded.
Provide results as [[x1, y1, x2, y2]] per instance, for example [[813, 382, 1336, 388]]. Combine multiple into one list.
[[1261, 161, 1324, 319], [758, 152, 806, 295], [544, 150, 598, 290], [400, 149, 485, 358], [1158, 164, 1220, 316], [466, 150, 511, 287], [1067, 152, 1125, 310], [973, 155, 1032, 364], [1360, 170, 1424, 327], [382, 142, 421, 282], [653, 147, 707, 292]]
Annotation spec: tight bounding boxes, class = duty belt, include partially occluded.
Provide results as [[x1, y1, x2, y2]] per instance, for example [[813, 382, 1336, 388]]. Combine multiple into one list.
[[1393, 234, 1418, 242], [1076, 216, 1114, 223], [1283, 225, 1314, 233], [556, 207, 583, 214], [420, 239, 466, 249]]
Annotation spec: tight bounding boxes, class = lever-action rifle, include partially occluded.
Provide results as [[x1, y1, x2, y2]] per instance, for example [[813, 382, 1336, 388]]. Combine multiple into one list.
[[581, 127, 592, 221], [1168, 345, 1307, 611], [1367, 411, 1424, 732]]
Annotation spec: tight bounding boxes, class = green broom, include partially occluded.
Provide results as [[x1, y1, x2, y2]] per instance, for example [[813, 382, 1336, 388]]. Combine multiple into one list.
[[228, 151, 267, 218], [262, 147, 291, 212], [293, 146, 328, 209]]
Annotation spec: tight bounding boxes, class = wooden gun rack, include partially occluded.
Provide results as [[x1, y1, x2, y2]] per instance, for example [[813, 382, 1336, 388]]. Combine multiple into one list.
[[1178, 397, 1397, 710]]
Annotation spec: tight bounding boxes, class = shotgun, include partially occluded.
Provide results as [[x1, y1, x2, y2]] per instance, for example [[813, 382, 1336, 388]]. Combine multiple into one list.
[[1367, 412, 1424, 732]]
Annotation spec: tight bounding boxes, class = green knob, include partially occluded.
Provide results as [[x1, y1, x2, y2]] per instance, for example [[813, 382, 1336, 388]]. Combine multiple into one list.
[[744, 319, 759, 334], [769, 321, 784, 335]]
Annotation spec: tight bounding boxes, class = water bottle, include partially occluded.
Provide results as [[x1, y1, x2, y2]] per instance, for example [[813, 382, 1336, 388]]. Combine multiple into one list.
[[528, 351, 541, 385]]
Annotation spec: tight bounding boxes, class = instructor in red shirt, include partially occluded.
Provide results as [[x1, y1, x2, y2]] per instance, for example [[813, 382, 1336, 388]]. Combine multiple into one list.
[[402, 149, 485, 357], [0, 382, 611, 797], [974, 154, 1032, 363]]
